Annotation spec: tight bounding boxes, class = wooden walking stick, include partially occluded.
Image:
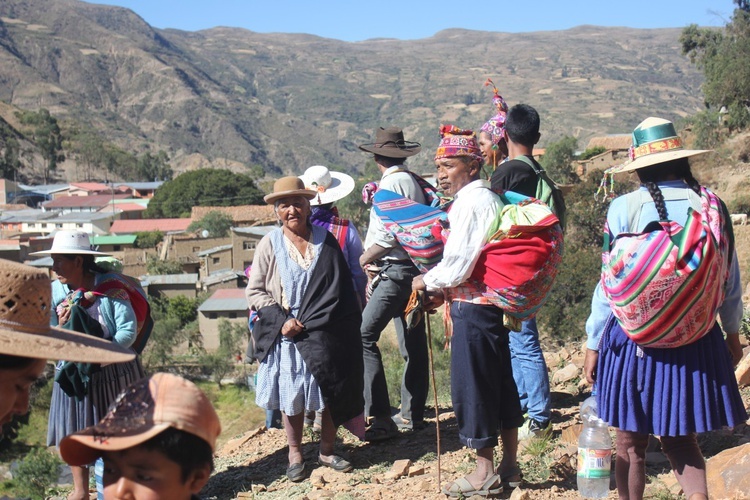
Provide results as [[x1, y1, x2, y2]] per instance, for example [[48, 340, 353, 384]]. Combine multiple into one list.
[[406, 289, 441, 490], [425, 306, 442, 491]]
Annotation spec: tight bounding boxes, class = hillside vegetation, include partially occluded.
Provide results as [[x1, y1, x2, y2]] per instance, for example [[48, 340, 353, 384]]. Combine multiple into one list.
[[0, 0, 704, 181]]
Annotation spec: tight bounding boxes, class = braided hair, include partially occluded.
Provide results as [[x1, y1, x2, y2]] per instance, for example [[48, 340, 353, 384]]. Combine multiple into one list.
[[635, 158, 698, 221]]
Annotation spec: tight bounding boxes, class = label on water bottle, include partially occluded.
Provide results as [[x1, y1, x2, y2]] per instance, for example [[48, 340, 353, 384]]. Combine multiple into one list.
[[577, 447, 611, 479]]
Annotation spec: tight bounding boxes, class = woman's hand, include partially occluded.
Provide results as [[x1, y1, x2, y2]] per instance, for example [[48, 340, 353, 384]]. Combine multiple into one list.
[[583, 348, 599, 385], [281, 318, 305, 338], [412, 274, 426, 291], [726, 334, 744, 368], [57, 306, 72, 326]]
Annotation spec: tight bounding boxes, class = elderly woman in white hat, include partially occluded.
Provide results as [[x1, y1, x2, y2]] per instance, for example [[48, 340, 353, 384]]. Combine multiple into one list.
[[583, 118, 745, 500], [0, 259, 134, 429], [300, 165, 367, 307], [30, 230, 146, 500]]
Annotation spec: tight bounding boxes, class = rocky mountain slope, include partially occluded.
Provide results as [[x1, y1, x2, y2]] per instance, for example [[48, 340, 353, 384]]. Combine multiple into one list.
[[0, 0, 705, 178]]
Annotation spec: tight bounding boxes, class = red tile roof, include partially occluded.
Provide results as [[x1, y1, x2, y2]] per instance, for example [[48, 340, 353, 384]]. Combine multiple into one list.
[[191, 205, 275, 224], [43, 194, 130, 209], [110, 218, 192, 234]]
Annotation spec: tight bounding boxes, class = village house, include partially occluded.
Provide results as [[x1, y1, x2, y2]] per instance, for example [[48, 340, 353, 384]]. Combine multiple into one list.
[[574, 134, 632, 178], [231, 226, 275, 271], [90, 234, 137, 256], [141, 273, 199, 299], [41, 194, 131, 214], [191, 205, 276, 227], [197, 288, 248, 351], [113, 181, 164, 199]]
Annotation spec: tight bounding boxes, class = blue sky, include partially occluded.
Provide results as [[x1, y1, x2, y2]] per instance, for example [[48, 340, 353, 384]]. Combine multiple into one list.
[[90, 0, 734, 41]]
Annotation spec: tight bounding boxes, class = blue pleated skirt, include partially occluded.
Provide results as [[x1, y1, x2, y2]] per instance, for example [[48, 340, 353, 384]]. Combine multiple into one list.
[[47, 357, 146, 448], [597, 317, 747, 437]]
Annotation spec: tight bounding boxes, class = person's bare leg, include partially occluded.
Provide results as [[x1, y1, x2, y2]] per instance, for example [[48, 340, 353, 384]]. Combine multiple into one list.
[[67, 465, 89, 500], [283, 412, 305, 465], [455, 447, 495, 490], [498, 427, 521, 482], [318, 408, 337, 461]]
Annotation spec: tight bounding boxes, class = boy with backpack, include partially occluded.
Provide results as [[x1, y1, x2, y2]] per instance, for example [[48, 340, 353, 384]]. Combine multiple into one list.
[[60, 373, 221, 499], [489, 104, 562, 440]]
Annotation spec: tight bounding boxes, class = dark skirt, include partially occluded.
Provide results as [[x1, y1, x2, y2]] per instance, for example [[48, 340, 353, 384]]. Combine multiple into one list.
[[47, 357, 146, 448], [597, 316, 747, 437]]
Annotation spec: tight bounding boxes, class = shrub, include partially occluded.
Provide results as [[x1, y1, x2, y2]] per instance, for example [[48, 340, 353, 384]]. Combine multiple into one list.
[[13, 447, 62, 499], [134, 230, 164, 249], [146, 256, 183, 275]]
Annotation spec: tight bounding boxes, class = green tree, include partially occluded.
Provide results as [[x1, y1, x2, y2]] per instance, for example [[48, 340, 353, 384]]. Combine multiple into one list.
[[134, 230, 164, 249], [141, 316, 185, 369], [681, 4, 750, 131], [199, 319, 245, 388], [167, 294, 199, 327], [540, 136, 579, 184], [187, 210, 234, 238], [578, 146, 607, 161], [146, 256, 183, 275], [137, 150, 173, 181], [17, 109, 65, 183], [144, 169, 264, 218]]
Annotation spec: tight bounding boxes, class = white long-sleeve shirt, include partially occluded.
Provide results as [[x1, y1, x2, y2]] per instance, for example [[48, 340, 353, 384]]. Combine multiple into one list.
[[423, 179, 504, 291]]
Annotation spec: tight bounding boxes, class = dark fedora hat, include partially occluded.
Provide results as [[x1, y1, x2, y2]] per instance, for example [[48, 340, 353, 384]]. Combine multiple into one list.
[[358, 126, 422, 158]]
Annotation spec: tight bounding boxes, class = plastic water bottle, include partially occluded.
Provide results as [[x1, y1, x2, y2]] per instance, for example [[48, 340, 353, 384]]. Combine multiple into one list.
[[94, 457, 104, 500], [577, 396, 612, 498]]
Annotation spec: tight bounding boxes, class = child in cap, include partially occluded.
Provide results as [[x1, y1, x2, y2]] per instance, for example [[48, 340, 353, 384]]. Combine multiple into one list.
[[60, 373, 221, 499]]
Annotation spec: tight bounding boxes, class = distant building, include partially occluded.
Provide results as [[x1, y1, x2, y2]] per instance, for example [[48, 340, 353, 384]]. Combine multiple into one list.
[[113, 182, 164, 199], [197, 288, 248, 351], [575, 134, 632, 178], [91, 234, 137, 257], [141, 273, 199, 299], [191, 205, 276, 227], [231, 226, 275, 271], [41, 194, 130, 213], [197, 244, 233, 277], [110, 218, 191, 235]]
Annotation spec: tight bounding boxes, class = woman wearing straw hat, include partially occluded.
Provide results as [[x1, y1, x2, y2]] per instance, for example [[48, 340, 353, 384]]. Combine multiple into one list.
[[0, 259, 134, 430], [246, 177, 363, 482], [583, 117, 745, 500], [30, 230, 146, 500]]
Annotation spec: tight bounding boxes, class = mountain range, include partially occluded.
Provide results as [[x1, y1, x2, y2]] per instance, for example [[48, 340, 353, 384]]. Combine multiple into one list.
[[0, 0, 706, 178]]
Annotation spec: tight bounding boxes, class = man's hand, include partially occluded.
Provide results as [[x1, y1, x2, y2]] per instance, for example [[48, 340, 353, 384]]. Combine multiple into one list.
[[281, 318, 305, 338], [423, 290, 444, 311], [583, 348, 599, 385], [412, 274, 426, 291]]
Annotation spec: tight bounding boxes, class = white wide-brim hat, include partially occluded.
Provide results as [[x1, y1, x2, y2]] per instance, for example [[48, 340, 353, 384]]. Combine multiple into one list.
[[299, 165, 356, 206], [29, 230, 110, 256], [610, 117, 710, 174]]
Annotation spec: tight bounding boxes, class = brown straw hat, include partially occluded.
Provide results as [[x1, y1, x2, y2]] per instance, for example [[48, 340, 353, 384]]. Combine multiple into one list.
[[263, 176, 317, 205], [0, 259, 134, 363], [61, 373, 222, 466], [358, 126, 422, 158]]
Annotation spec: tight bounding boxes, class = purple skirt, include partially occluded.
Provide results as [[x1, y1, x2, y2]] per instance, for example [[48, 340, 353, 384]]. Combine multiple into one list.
[[597, 317, 747, 437]]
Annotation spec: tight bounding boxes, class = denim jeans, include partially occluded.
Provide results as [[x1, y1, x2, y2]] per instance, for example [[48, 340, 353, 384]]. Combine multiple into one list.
[[508, 317, 551, 424], [361, 261, 428, 422]]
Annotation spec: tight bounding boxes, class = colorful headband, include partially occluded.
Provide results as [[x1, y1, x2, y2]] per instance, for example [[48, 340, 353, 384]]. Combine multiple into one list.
[[480, 78, 508, 145], [434, 125, 483, 162]]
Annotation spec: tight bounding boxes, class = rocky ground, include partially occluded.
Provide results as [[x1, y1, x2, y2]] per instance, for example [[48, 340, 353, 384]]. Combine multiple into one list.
[[201, 343, 750, 500]]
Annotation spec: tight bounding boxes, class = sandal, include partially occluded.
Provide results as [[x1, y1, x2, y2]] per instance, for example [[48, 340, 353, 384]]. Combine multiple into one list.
[[364, 418, 398, 442], [498, 465, 523, 489], [442, 474, 503, 498]]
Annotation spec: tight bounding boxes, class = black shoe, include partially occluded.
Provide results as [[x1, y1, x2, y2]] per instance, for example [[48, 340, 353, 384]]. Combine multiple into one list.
[[286, 461, 307, 482], [317, 454, 353, 472]]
